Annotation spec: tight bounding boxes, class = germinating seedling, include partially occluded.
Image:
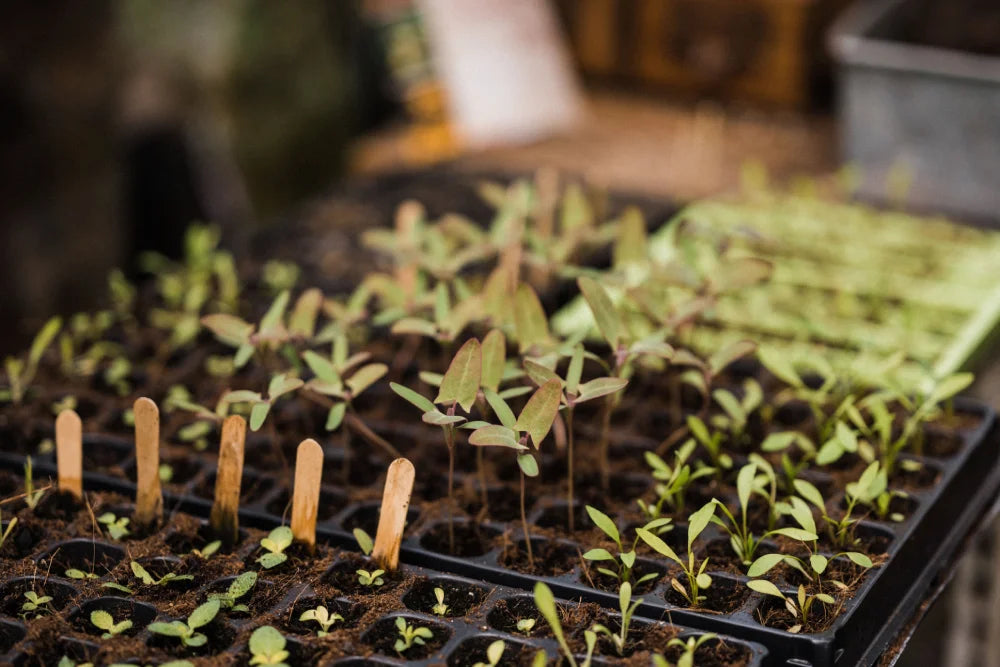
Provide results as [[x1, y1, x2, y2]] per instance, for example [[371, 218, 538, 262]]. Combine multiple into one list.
[[637, 501, 717, 607], [357, 568, 386, 587], [90, 609, 132, 639], [591, 581, 643, 656], [473, 639, 506, 667], [1, 316, 61, 404], [710, 379, 763, 448], [794, 462, 890, 549], [747, 581, 835, 634], [65, 569, 98, 581], [684, 417, 732, 473], [131, 561, 193, 587], [208, 571, 257, 612], [468, 378, 562, 566], [534, 582, 597, 667], [257, 526, 294, 569], [653, 633, 718, 667], [639, 441, 715, 518], [23, 456, 45, 510], [0, 511, 17, 553], [191, 540, 222, 560], [248, 625, 290, 667], [148, 599, 220, 647], [391, 337, 482, 553], [583, 505, 671, 587], [394, 617, 434, 655], [21, 591, 53, 618], [98, 513, 130, 541], [516, 618, 537, 634], [353, 528, 374, 556], [299, 605, 344, 637], [432, 587, 449, 615]]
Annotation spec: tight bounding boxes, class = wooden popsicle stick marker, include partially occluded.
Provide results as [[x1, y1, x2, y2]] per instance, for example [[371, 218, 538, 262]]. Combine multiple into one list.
[[133, 397, 163, 528], [372, 458, 415, 571], [291, 439, 324, 553], [55, 409, 82, 500], [210, 415, 246, 545]]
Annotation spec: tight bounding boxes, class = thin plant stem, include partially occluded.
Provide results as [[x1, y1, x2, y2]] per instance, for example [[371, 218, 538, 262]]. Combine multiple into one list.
[[444, 423, 456, 555], [566, 406, 575, 532], [341, 426, 351, 487], [475, 394, 490, 514], [599, 397, 612, 491], [520, 469, 533, 567]]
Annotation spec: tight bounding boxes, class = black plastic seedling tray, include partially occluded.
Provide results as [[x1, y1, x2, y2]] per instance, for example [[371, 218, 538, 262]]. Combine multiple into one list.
[[2, 399, 997, 666]]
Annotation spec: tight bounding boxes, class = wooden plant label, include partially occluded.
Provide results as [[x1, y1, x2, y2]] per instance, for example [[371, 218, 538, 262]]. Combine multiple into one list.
[[55, 409, 82, 500], [210, 415, 246, 545], [372, 458, 415, 571], [291, 438, 324, 552], [133, 397, 163, 528]]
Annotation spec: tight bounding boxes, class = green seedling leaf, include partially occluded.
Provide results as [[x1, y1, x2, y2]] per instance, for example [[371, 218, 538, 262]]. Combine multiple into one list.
[[758, 348, 802, 388], [514, 284, 549, 351], [515, 379, 562, 448], [189, 599, 221, 629], [250, 403, 271, 431], [249, 625, 289, 666], [708, 340, 756, 374], [481, 329, 506, 393], [289, 289, 322, 338], [483, 389, 517, 429], [577, 276, 619, 348], [636, 528, 681, 564], [347, 363, 387, 397], [576, 377, 628, 403], [354, 528, 374, 555], [517, 454, 539, 477], [585, 505, 620, 547], [326, 403, 347, 431], [747, 554, 785, 577], [687, 502, 716, 551], [302, 351, 341, 386], [469, 425, 522, 449], [844, 552, 873, 568], [422, 410, 466, 426], [436, 338, 482, 412], [29, 317, 61, 367], [390, 382, 436, 413], [201, 314, 253, 347], [747, 579, 784, 598]]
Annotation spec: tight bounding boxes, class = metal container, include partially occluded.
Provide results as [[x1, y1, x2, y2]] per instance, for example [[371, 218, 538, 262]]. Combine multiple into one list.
[[829, 0, 1000, 223]]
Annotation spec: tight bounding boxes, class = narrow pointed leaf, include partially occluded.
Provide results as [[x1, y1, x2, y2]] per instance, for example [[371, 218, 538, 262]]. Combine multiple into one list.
[[391, 382, 436, 413], [515, 379, 562, 448], [346, 363, 387, 396], [481, 329, 506, 392], [578, 276, 619, 348], [435, 338, 482, 412]]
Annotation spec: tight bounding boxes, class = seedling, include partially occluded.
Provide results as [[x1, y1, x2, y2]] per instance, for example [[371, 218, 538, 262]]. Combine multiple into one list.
[[516, 618, 536, 634], [208, 571, 257, 612], [637, 502, 717, 607], [432, 587, 449, 615], [257, 526, 294, 569], [357, 568, 386, 587], [653, 633, 718, 667], [473, 639, 506, 667], [23, 456, 45, 510], [0, 512, 15, 552], [710, 379, 763, 447], [1, 316, 61, 404], [148, 599, 220, 647], [90, 609, 132, 639], [159, 464, 174, 483], [392, 338, 481, 553], [469, 379, 562, 566], [65, 569, 98, 580], [748, 581, 835, 633], [638, 441, 715, 517], [21, 591, 53, 618], [98, 513, 131, 541], [582, 505, 671, 586], [248, 625, 290, 667], [591, 581, 643, 655], [299, 605, 344, 637], [192, 540, 222, 560], [394, 617, 434, 654], [101, 583, 134, 594], [534, 582, 597, 667], [222, 373, 304, 432], [131, 561, 194, 587], [710, 462, 815, 566], [795, 463, 888, 548]]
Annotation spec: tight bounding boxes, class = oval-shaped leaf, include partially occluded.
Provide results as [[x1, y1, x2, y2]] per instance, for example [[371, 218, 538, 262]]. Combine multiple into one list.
[[422, 410, 466, 426], [514, 284, 549, 352], [576, 377, 628, 404], [517, 453, 539, 477], [391, 382, 436, 413], [326, 402, 347, 431], [481, 329, 506, 392], [347, 363, 387, 397], [585, 505, 620, 546], [483, 389, 517, 429], [468, 424, 520, 449], [201, 314, 253, 347], [747, 553, 785, 577], [188, 599, 221, 629], [578, 276, 619, 348], [516, 379, 563, 448], [686, 501, 716, 551], [747, 579, 784, 599], [302, 350, 341, 385], [436, 338, 482, 412]]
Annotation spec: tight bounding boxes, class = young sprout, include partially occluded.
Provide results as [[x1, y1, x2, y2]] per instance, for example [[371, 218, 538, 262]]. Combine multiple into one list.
[[760, 430, 818, 492], [101, 582, 134, 595], [591, 581, 643, 656], [130, 561, 194, 587], [148, 599, 220, 647], [516, 618, 537, 634], [208, 572, 258, 612], [248, 625, 290, 667], [0, 511, 16, 552], [357, 568, 386, 587], [393, 617, 434, 655], [534, 582, 597, 667], [685, 417, 733, 473], [98, 513, 131, 541], [202, 288, 314, 368], [222, 373, 304, 433], [748, 581, 835, 634], [900, 372, 974, 455], [582, 505, 671, 587], [21, 591, 53, 618], [710, 379, 763, 447], [23, 456, 45, 510], [192, 540, 222, 560], [353, 528, 374, 556], [653, 633, 718, 667], [392, 337, 481, 553], [577, 276, 673, 489], [638, 442, 715, 518], [90, 609, 132, 639], [710, 462, 814, 566], [65, 569, 98, 581], [795, 463, 887, 549], [257, 526, 294, 569], [432, 587, 449, 616], [1, 316, 61, 404], [472, 639, 506, 667], [299, 605, 344, 637], [637, 502, 717, 607], [469, 379, 562, 566]]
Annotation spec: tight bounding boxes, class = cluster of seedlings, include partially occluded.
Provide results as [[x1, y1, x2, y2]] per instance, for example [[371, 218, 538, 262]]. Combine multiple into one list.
[[0, 175, 988, 663]]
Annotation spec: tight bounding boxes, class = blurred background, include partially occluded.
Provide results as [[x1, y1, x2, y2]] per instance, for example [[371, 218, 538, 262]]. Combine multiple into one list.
[[0, 1, 997, 663]]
